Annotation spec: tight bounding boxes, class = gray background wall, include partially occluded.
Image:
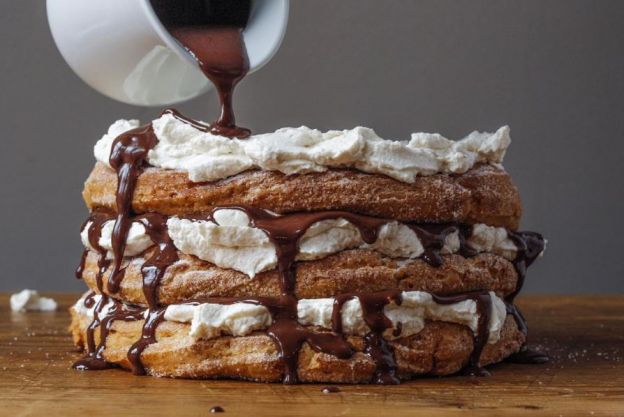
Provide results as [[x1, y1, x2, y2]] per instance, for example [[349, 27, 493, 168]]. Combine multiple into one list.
[[1, 1, 623, 293]]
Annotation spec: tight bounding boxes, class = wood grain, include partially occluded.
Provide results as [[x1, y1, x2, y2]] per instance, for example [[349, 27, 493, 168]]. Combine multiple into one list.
[[0, 294, 623, 417]]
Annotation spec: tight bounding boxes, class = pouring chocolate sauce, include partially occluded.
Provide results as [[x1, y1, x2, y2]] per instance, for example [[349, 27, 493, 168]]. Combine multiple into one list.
[[151, 0, 252, 138]]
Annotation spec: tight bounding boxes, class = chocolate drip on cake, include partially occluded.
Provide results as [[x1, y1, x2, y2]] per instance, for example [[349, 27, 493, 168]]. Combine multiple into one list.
[[358, 291, 404, 384], [73, 294, 144, 371], [506, 231, 545, 303], [74, 126, 181, 372], [127, 308, 167, 375], [204, 206, 387, 295], [432, 291, 493, 376], [73, 213, 115, 370], [108, 124, 158, 294], [246, 296, 353, 384], [331, 291, 402, 384], [409, 224, 458, 267], [135, 213, 179, 311]]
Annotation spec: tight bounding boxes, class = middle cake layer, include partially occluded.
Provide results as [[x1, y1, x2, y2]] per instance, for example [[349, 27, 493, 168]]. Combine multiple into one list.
[[76, 206, 537, 305], [80, 250, 518, 305]]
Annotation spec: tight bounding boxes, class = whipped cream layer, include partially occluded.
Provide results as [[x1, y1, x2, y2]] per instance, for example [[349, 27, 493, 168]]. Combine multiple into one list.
[[81, 209, 519, 277], [94, 114, 511, 183], [73, 291, 507, 343]]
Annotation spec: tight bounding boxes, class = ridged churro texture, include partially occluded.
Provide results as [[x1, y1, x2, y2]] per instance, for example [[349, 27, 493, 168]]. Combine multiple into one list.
[[79, 249, 519, 306], [82, 162, 522, 229], [69, 308, 524, 382]]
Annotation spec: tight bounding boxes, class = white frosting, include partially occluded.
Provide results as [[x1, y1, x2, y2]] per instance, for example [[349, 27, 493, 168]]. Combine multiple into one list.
[[467, 224, 518, 260], [10, 290, 57, 312], [81, 209, 518, 278], [169, 302, 272, 339], [94, 114, 511, 183], [73, 291, 507, 343], [80, 220, 153, 259]]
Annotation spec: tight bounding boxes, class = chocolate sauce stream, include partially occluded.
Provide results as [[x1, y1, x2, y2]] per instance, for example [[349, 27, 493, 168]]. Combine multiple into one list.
[[154, 0, 252, 138], [75, 249, 89, 280]]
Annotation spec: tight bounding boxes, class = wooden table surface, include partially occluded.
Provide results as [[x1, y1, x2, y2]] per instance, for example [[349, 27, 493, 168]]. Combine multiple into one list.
[[1, 294, 623, 417]]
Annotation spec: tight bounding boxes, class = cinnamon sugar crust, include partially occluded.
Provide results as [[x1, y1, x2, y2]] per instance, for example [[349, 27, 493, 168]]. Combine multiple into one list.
[[80, 249, 518, 306], [69, 308, 524, 382], [83, 163, 522, 229]]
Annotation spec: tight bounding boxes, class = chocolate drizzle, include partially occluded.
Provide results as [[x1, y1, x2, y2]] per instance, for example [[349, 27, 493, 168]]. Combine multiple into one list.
[[136, 213, 179, 310], [107, 124, 158, 294], [506, 231, 545, 303], [505, 300, 550, 364], [206, 206, 387, 295], [73, 294, 144, 371], [242, 295, 353, 384], [74, 125, 179, 373], [331, 291, 403, 383], [358, 291, 403, 384], [432, 291, 493, 376], [409, 224, 458, 267], [127, 308, 167, 375]]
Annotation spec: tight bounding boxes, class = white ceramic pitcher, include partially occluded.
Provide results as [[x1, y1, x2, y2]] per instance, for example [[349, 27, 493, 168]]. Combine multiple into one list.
[[47, 0, 289, 106]]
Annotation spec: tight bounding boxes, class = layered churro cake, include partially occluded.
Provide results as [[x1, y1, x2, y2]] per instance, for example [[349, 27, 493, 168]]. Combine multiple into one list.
[[70, 115, 545, 383], [68, 0, 545, 384]]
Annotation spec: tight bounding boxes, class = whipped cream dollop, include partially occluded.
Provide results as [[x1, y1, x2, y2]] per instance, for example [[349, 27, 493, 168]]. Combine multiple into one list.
[[80, 220, 153, 259], [11, 290, 57, 312], [94, 114, 511, 183], [80, 209, 518, 278], [74, 291, 507, 343]]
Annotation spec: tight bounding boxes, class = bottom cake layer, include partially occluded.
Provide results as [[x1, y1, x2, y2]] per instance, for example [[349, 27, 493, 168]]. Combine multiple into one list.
[[69, 303, 525, 383]]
